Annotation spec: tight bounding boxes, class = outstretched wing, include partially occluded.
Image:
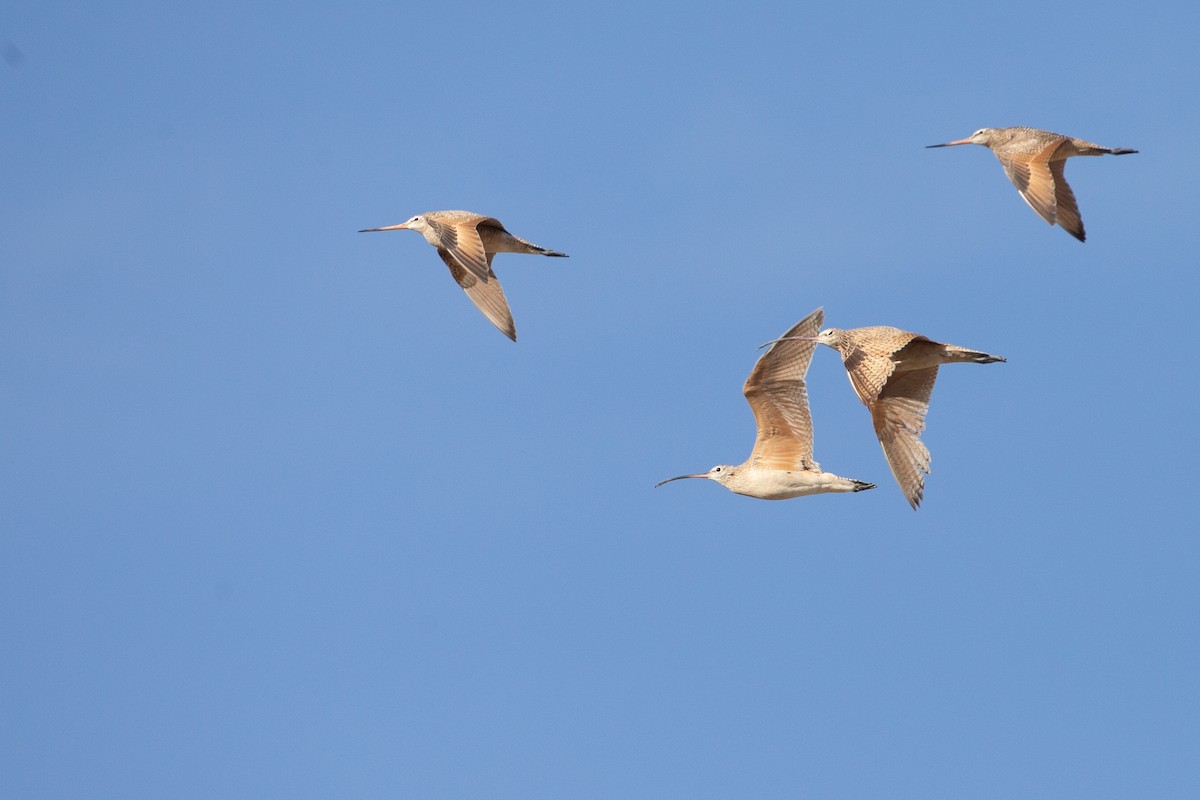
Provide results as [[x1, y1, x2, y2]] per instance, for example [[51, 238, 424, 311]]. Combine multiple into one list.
[[437, 249, 516, 341], [743, 308, 823, 470], [869, 366, 937, 509], [998, 138, 1066, 229], [428, 216, 491, 283], [840, 346, 898, 406], [1049, 160, 1085, 241]]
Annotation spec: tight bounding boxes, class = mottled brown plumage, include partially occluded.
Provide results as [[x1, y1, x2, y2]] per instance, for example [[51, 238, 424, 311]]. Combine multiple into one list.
[[359, 210, 567, 341], [815, 325, 1005, 509], [928, 126, 1137, 242], [656, 308, 875, 500]]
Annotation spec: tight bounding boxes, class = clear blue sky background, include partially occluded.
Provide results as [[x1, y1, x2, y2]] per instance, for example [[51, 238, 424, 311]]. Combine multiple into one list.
[[3, 1, 1197, 797]]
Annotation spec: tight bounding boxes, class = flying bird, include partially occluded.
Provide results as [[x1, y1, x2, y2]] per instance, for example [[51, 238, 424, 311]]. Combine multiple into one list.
[[656, 308, 875, 500], [808, 324, 1005, 509], [359, 210, 568, 341], [928, 126, 1137, 242]]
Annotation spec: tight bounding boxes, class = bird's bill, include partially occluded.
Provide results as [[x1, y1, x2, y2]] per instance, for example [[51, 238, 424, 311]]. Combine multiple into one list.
[[926, 137, 973, 148], [756, 335, 820, 350], [654, 473, 707, 487], [357, 222, 410, 233]]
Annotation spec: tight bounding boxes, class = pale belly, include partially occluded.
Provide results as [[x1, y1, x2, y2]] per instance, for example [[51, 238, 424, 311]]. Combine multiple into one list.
[[891, 351, 946, 371], [730, 468, 857, 500]]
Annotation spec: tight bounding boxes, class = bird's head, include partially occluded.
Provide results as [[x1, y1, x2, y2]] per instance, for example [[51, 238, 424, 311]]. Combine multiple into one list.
[[815, 327, 845, 349], [927, 127, 996, 148], [655, 464, 738, 489], [358, 214, 431, 236]]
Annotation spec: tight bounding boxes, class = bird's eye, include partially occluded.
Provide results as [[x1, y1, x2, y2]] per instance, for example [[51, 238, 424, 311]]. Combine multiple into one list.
[[712, 466, 722, 473]]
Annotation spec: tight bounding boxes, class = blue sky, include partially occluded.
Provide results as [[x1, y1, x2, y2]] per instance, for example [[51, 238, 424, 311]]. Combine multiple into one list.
[[3, 1, 1198, 797]]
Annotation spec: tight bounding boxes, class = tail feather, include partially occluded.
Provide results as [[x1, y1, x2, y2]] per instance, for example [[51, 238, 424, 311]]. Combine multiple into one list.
[[852, 480, 876, 492], [497, 231, 569, 257], [948, 348, 1006, 364], [1109, 147, 1138, 155]]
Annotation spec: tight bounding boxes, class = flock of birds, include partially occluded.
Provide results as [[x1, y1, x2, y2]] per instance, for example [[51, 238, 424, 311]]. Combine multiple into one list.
[[361, 126, 1136, 509]]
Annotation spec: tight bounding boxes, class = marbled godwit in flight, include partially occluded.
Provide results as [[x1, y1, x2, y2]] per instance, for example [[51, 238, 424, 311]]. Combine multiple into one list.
[[808, 324, 1005, 509], [928, 126, 1137, 242], [655, 308, 875, 500], [359, 210, 568, 341]]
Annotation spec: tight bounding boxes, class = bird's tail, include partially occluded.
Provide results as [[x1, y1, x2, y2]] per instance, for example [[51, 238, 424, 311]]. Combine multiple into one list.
[[509, 234, 568, 257], [851, 480, 876, 492], [1079, 145, 1138, 156], [948, 347, 1006, 364]]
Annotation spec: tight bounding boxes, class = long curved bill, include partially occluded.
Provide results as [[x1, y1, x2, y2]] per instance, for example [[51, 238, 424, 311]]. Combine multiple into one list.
[[654, 473, 707, 488], [926, 137, 973, 148], [756, 335, 819, 350], [358, 222, 410, 233]]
